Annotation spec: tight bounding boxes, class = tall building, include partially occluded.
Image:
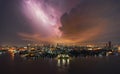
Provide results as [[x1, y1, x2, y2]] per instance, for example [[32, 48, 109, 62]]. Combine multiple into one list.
[[108, 41, 112, 49], [106, 41, 112, 50]]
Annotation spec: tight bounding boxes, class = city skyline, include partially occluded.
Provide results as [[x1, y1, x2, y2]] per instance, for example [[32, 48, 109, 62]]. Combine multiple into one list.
[[1, 0, 120, 45]]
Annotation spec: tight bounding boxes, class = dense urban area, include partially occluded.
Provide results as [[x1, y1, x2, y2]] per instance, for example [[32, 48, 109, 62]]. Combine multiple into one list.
[[0, 41, 120, 60]]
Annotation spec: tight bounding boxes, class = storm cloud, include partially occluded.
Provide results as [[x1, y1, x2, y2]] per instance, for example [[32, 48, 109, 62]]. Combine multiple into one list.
[[0, 0, 120, 45], [60, 0, 120, 43]]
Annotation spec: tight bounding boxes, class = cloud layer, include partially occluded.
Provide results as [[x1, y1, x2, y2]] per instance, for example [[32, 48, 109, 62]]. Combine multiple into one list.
[[60, 0, 120, 43], [1, 0, 120, 45]]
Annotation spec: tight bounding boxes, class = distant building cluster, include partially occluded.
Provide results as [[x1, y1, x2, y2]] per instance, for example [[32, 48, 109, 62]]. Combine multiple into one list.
[[0, 41, 120, 59]]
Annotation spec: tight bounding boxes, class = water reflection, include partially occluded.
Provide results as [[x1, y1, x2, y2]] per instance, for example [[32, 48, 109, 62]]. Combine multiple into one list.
[[10, 53, 15, 60], [8, 49, 15, 60], [57, 58, 70, 72]]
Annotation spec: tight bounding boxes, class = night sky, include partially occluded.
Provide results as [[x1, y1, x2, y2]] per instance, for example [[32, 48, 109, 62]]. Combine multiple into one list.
[[0, 0, 120, 45]]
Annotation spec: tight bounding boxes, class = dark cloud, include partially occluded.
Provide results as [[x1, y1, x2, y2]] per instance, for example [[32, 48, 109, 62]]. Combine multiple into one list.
[[60, 0, 120, 43], [0, 0, 120, 45]]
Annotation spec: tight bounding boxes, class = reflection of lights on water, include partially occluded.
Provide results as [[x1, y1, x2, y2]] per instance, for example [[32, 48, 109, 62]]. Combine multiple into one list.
[[57, 58, 70, 72], [57, 59, 61, 67], [8, 49, 16, 60], [11, 53, 15, 60], [67, 59, 70, 65], [57, 59, 70, 67], [62, 59, 66, 65]]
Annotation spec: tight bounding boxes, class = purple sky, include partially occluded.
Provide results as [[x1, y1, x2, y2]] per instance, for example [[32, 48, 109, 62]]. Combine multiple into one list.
[[0, 0, 120, 45]]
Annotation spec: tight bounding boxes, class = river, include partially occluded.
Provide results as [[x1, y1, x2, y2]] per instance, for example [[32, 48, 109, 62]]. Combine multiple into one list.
[[0, 53, 120, 74]]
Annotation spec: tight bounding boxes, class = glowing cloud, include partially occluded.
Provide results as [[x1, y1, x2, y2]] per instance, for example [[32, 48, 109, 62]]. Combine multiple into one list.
[[22, 0, 62, 38], [20, 0, 108, 44]]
